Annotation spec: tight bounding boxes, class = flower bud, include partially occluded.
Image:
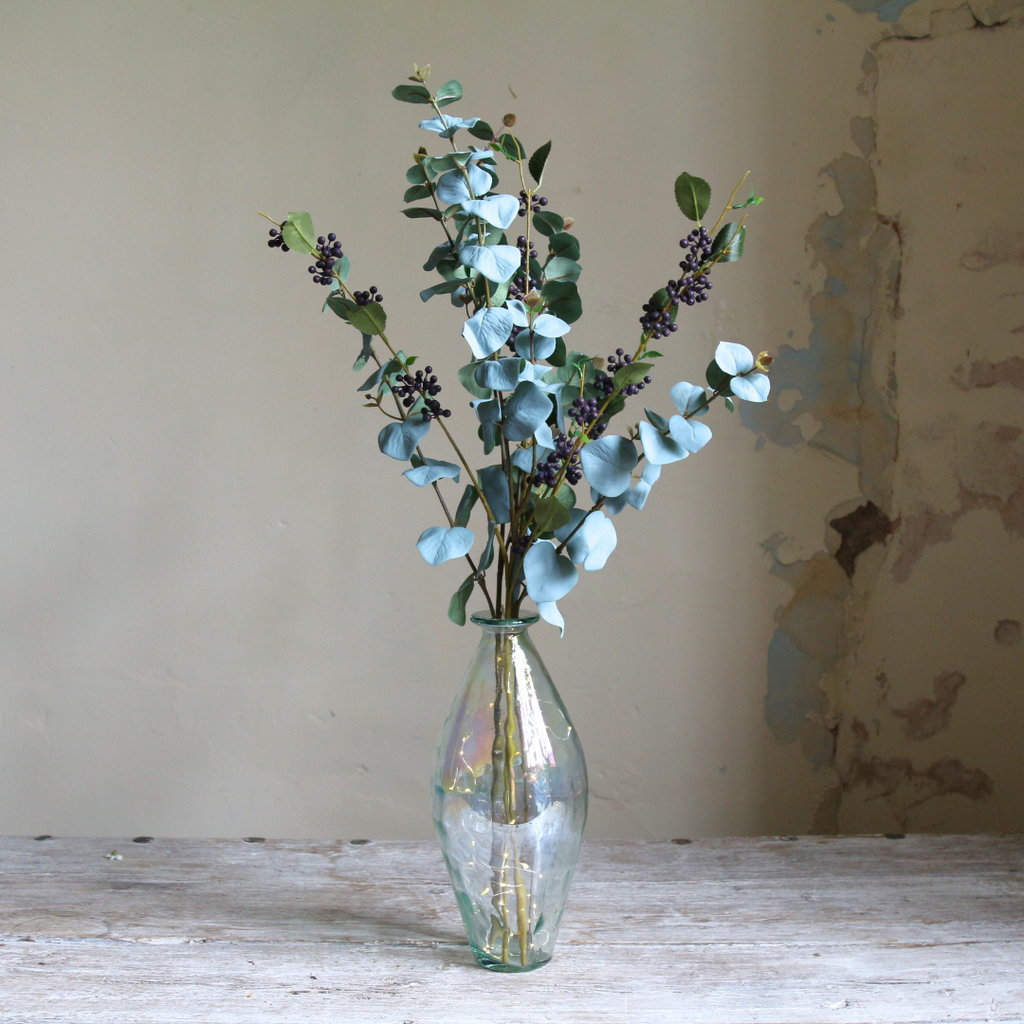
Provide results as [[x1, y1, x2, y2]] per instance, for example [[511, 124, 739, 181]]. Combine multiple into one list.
[[412, 63, 430, 82], [524, 288, 542, 307], [755, 351, 775, 371], [502, 113, 517, 127], [562, 217, 575, 230], [592, 356, 607, 371]]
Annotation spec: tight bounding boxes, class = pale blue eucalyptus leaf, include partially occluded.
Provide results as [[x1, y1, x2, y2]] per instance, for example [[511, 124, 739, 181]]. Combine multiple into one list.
[[506, 299, 530, 328], [714, 341, 755, 376], [514, 330, 557, 361], [536, 600, 565, 636], [532, 313, 571, 338], [645, 407, 671, 432], [730, 372, 771, 402], [378, 417, 430, 461], [581, 512, 617, 571], [478, 465, 511, 524], [416, 525, 475, 565], [352, 334, 374, 372], [579, 435, 638, 497], [471, 397, 502, 425], [511, 444, 552, 473], [625, 463, 662, 510], [638, 420, 689, 465], [534, 420, 555, 450], [475, 357, 522, 391], [668, 415, 712, 453], [460, 244, 522, 284], [436, 164, 490, 204], [358, 365, 385, 393], [669, 381, 710, 417], [591, 487, 629, 516], [418, 114, 480, 139], [555, 508, 588, 546], [524, 539, 578, 603], [462, 306, 514, 359], [502, 381, 552, 441], [478, 421, 499, 455], [403, 458, 461, 487], [462, 194, 519, 229]]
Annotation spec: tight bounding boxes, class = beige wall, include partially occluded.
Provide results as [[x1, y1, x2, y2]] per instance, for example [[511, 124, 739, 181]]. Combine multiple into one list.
[[0, 0, 1020, 840]]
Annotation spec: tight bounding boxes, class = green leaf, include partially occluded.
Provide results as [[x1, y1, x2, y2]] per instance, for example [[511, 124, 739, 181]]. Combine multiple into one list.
[[724, 397, 735, 412], [612, 361, 654, 390], [548, 232, 580, 261], [435, 79, 463, 107], [448, 573, 476, 626], [326, 293, 357, 321], [458, 361, 493, 399], [533, 495, 572, 534], [496, 134, 525, 161], [711, 223, 745, 263], [541, 281, 582, 324], [528, 141, 552, 185], [603, 394, 626, 420], [730, 189, 764, 210], [648, 287, 679, 325], [406, 163, 429, 185], [454, 484, 478, 528], [392, 83, 432, 104], [544, 256, 581, 284], [402, 207, 443, 221], [282, 212, 317, 254], [645, 349, 664, 358], [705, 359, 734, 396], [548, 336, 567, 368], [420, 280, 461, 302], [674, 172, 712, 222], [478, 520, 497, 570], [468, 120, 494, 140], [346, 302, 386, 337], [532, 211, 564, 237], [554, 482, 577, 509], [404, 183, 433, 202], [352, 333, 373, 372]]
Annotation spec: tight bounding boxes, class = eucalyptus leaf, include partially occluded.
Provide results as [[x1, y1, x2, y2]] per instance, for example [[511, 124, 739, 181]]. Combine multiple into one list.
[[548, 337, 567, 367], [378, 417, 430, 461], [514, 330, 557, 362], [523, 540, 578, 603], [496, 133, 525, 160], [353, 333, 373, 373], [668, 415, 712, 453], [528, 141, 552, 185], [392, 83, 433, 104], [462, 306, 513, 359], [402, 207, 443, 221], [548, 232, 581, 261], [532, 211, 564, 237], [541, 281, 582, 324], [625, 463, 662, 511], [533, 495, 571, 534], [282, 212, 317, 255], [458, 362, 492, 399], [724, 397, 735, 412], [705, 359, 734, 396], [714, 341, 755, 375], [454, 484, 478, 527], [406, 163, 429, 185], [468, 120, 494, 140], [448, 573, 476, 626], [434, 79, 463, 107], [478, 465, 511, 524], [326, 293, 357, 322], [645, 408, 671, 432], [674, 172, 711, 222], [461, 194, 519, 230], [404, 183, 433, 202], [478, 519, 497, 571], [460, 244, 521, 284], [544, 256, 581, 284], [580, 435, 638, 497], [670, 381, 709, 417], [417, 525, 474, 566], [638, 420, 689, 465], [502, 381, 553, 442], [475, 357, 523, 391], [729, 372, 770, 402], [420, 280, 461, 302], [403, 458, 461, 487]]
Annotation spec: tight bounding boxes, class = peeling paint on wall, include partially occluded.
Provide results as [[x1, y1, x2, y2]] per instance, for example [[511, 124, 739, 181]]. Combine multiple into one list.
[[835, 0, 922, 23], [882, 669, 967, 740], [952, 357, 1024, 391]]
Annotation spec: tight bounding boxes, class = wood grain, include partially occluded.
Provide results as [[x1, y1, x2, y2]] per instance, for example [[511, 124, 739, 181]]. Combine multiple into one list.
[[1, 835, 1021, 1023]]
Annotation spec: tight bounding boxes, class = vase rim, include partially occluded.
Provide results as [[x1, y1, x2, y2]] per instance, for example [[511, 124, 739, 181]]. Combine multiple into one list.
[[470, 613, 540, 629]]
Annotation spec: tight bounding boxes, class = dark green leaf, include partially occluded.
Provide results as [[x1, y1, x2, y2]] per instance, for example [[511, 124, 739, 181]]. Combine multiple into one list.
[[404, 183, 433, 202], [496, 133, 525, 160], [533, 495, 571, 534], [711, 223, 745, 263], [434, 79, 463, 107], [455, 484, 478, 527], [648, 287, 679, 324], [612, 361, 654, 390], [602, 395, 626, 420], [406, 163, 429, 185], [282, 212, 316, 254], [353, 334, 374, 372], [674, 172, 712, 222], [705, 359, 734, 396], [724, 397, 735, 412], [528, 141, 552, 185], [346, 302, 386, 337], [548, 337, 567, 368], [645, 408, 671, 432], [478, 520, 497, 570], [548, 232, 580, 261], [402, 207, 443, 221], [420, 280, 461, 302], [544, 256, 581, 284], [448, 573, 476, 626], [458, 361, 492, 399], [541, 281, 582, 324], [532, 211, 564, 237], [326, 293, 357, 321], [554, 482, 577, 509], [468, 120, 494, 140], [392, 83, 432, 104], [645, 350, 665, 358], [423, 242, 456, 271]]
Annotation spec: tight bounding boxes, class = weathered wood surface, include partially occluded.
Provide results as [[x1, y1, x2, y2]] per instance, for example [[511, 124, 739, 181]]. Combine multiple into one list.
[[0, 834, 1021, 1023]]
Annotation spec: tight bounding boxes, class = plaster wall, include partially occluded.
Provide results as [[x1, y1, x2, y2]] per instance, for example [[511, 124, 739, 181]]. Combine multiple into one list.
[[0, 0, 1020, 839]]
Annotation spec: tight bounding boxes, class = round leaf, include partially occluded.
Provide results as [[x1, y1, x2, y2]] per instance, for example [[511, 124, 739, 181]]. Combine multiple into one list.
[[416, 526, 475, 566], [730, 373, 771, 402], [378, 417, 430, 461], [579, 436, 638, 497], [714, 341, 755, 376], [523, 540, 578, 603], [502, 381, 553, 442], [638, 421, 689, 466], [460, 244, 522, 284], [462, 195, 519, 229], [462, 307, 514, 359]]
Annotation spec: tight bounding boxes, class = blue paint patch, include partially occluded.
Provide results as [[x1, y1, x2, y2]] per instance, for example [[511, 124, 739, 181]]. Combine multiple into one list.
[[764, 631, 825, 744], [826, 12, 836, 20], [834, 0, 919, 21], [824, 277, 848, 297]]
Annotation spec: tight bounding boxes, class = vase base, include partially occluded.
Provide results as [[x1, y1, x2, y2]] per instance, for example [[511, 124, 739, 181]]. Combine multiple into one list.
[[470, 947, 552, 973]]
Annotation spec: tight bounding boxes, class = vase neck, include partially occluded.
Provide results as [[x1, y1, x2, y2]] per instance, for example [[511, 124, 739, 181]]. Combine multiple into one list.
[[470, 613, 539, 637]]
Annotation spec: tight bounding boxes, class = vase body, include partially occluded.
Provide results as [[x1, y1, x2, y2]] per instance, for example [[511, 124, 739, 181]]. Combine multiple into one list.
[[432, 615, 588, 971]]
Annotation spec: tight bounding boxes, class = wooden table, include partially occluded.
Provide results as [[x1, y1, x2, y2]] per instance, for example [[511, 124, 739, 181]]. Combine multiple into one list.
[[1, 834, 1021, 1023]]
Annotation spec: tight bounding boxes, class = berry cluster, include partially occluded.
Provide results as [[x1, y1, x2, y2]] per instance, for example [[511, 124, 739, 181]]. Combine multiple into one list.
[[518, 191, 549, 217], [391, 366, 451, 421], [511, 534, 531, 556], [267, 221, 290, 251], [308, 233, 344, 286], [353, 285, 384, 306], [679, 227, 713, 271], [594, 349, 653, 398], [507, 235, 541, 300], [640, 302, 679, 338], [532, 432, 582, 488], [670, 227, 715, 306], [668, 272, 712, 307]]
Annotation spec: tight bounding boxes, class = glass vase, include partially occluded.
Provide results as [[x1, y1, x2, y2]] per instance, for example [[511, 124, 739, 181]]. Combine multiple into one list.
[[432, 614, 588, 972]]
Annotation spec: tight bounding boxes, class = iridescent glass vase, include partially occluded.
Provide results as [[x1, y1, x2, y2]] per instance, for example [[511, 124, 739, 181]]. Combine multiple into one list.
[[432, 614, 588, 971]]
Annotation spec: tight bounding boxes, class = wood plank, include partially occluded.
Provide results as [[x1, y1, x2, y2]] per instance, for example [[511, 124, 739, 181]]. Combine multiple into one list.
[[1, 835, 1021, 1023]]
